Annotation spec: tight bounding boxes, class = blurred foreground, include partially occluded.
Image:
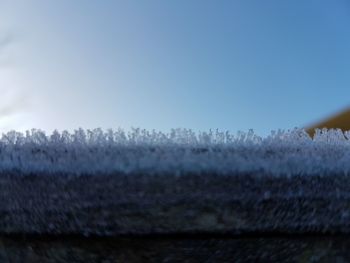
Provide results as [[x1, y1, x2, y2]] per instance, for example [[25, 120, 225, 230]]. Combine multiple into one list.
[[2, 235, 350, 262]]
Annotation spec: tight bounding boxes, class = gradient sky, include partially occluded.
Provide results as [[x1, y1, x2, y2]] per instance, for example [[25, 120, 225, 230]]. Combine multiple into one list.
[[1, 0, 350, 135]]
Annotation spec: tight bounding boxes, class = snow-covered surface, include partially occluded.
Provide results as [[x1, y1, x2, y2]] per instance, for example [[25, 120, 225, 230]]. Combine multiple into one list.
[[0, 128, 350, 176], [3, 128, 350, 237]]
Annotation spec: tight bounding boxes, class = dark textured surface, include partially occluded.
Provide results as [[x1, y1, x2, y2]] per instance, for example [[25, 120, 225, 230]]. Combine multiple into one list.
[[3, 173, 350, 262], [2, 235, 350, 262], [2, 172, 350, 235]]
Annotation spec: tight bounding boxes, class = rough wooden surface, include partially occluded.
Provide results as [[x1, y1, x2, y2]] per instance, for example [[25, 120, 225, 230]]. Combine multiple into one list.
[[1, 235, 350, 262], [2, 173, 350, 235], [3, 172, 350, 262]]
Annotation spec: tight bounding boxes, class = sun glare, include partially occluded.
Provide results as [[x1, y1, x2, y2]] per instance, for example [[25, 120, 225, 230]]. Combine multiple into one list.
[[0, 34, 28, 131]]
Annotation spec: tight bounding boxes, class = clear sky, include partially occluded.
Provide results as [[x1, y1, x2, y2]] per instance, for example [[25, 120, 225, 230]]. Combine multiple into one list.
[[1, 0, 350, 135]]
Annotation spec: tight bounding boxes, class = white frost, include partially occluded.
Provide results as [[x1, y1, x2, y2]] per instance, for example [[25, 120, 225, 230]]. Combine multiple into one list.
[[0, 128, 350, 176]]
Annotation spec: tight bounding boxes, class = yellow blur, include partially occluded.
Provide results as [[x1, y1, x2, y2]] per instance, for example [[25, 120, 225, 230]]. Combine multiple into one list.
[[307, 108, 350, 136]]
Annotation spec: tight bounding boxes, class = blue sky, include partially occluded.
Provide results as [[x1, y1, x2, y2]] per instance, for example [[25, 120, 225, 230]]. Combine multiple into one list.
[[1, 1, 350, 135]]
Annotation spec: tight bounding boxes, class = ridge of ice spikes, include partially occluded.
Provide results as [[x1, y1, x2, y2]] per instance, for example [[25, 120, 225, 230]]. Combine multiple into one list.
[[0, 128, 349, 176]]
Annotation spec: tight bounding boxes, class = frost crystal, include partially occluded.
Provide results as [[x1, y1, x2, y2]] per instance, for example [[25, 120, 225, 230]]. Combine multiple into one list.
[[0, 128, 350, 176]]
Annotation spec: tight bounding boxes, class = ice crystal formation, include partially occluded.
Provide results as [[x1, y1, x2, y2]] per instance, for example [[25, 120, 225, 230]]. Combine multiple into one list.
[[0, 128, 350, 176]]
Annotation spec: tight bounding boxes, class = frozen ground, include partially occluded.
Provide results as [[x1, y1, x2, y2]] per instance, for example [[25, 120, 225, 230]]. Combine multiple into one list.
[[1, 127, 350, 176], [3, 128, 350, 262], [1, 128, 350, 236]]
